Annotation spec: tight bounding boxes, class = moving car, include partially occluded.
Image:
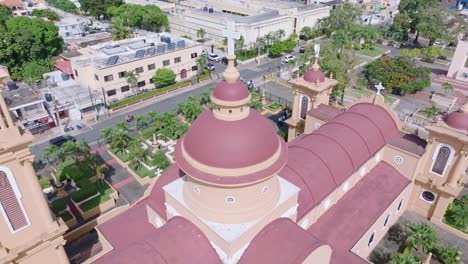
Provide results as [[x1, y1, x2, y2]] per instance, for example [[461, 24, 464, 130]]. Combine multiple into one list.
[[282, 54, 296, 63], [299, 47, 306, 53], [208, 53, 221, 62], [221, 57, 238, 66], [49, 135, 76, 147], [204, 63, 216, 71]]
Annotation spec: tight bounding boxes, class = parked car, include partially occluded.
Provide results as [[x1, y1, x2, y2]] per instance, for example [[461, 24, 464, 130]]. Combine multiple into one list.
[[282, 54, 296, 63], [221, 57, 238, 66], [208, 53, 221, 62], [433, 41, 446, 49], [49, 135, 76, 147], [204, 63, 216, 71], [299, 47, 306, 53]]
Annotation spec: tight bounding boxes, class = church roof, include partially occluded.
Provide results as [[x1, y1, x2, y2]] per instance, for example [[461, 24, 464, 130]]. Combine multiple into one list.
[[444, 111, 468, 131], [238, 218, 325, 264], [211, 80, 250, 102], [388, 133, 427, 157], [280, 103, 399, 218], [95, 216, 221, 264], [308, 161, 410, 263], [307, 104, 343, 122]]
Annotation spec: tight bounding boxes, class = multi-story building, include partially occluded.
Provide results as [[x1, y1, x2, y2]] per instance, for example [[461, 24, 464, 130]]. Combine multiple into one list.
[[55, 16, 86, 39], [70, 32, 203, 104]]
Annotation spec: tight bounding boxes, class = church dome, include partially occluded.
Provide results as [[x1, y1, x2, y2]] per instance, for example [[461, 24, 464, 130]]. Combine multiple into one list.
[[303, 60, 325, 83], [212, 80, 250, 102], [444, 111, 468, 131]]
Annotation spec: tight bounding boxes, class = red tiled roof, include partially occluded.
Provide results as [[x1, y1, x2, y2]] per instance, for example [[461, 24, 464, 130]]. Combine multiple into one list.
[[307, 104, 343, 122], [389, 133, 427, 156], [95, 216, 221, 264], [0, 0, 22, 7], [281, 103, 400, 218], [54, 60, 73, 75], [239, 218, 324, 264], [0, 171, 28, 231], [308, 162, 410, 263]]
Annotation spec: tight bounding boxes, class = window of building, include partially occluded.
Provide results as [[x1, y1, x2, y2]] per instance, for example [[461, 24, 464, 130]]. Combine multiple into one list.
[[104, 75, 114, 82], [174, 57, 181, 63], [225, 196, 236, 204], [135, 67, 144, 74], [383, 214, 390, 228], [0, 167, 31, 233], [393, 155, 403, 165], [66, 32, 70, 37], [149, 78, 154, 84], [74, 69, 79, 77], [94, 74, 99, 81], [71, 25, 76, 29], [431, 145, 453, 175], [107, 89, 116, 96], [137, 80, 146, 87], [121, 85, 130, 92], [191, 52, 198, 59], [397, 199, 403, 212], [148, 63, 156, 70], [464, 57, 468, 68], [118, 71, 127, 78], [368, 232, 375, 247], [191, 65, 198, 71], [420, 190, 436, 204], [162, 60, 170, 66]]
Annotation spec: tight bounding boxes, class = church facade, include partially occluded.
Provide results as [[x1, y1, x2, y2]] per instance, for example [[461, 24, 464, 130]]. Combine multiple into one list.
[[0, 54, 467, 263], [88, 55, 467, 263]]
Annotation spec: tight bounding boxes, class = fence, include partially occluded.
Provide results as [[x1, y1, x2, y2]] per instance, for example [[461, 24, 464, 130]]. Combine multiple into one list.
[[264, 91, 293, 109]]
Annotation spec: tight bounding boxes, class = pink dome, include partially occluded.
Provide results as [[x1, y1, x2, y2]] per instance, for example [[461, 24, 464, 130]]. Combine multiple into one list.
[[444, 112, 468, 131], [303, 69, 325, 83], [212, 80, 250, 102], [175, 110, 288, 185]]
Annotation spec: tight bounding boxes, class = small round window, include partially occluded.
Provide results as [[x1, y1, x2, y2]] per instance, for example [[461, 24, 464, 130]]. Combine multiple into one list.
[[421, 191, 435, 202], [225, 196, 236, 204], [393, 155, 403, 165], [262, 186, 269, 193], [314, 123, 321, 129]]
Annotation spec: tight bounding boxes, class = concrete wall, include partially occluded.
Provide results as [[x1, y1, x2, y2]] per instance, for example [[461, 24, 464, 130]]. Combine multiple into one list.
[[447, 40, 468, 81]]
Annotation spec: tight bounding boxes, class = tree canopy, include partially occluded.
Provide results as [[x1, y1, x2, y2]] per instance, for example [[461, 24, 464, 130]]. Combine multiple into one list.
[[152, 68, 176, 87], [107, 4, 169, 32], [318, 3, 362, 33], [32, 9, 60, 21], [0, 16, 63, 80], [364, 56, 431, 95], [79, 0, 122, 19], [46, 0, 78, 13], [0, 5, 11, 27]]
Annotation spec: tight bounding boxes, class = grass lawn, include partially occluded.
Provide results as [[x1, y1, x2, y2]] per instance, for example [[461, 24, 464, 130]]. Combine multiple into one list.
[[130, 163, 155, 178], [440, 49, 454, 58], [251, 91, 260, 100], [59, 211, 73, 222], [266, 102, 284, 111], [351, 58, 365, 68], [110, 148, 130, 162], [346, 88, 374, 98], [78, 181, 114, 212], [354, 46, 387, 58]]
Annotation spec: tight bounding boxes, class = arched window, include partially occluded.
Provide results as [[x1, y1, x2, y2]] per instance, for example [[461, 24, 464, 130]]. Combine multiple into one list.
[[431, 145, 452, 175], [0, 167, 30, 233], [368, 232, 375, 247], [299, 95, 310, 120]]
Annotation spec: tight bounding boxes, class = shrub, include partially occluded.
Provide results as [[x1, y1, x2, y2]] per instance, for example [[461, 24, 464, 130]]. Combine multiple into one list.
[[71, 182, 98, 203], [150, 151, 170, 170], [50, 198, 67, 214], [354, 44, 362, 50], [59, 211, 73, 222], [56, 159, 96, 182], [39, 177, 52, 189], [32, 9, 60, 21], [152, 68, 176, 87]]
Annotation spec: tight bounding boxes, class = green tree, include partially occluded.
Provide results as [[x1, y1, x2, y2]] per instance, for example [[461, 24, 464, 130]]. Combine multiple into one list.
[[444, 195, 468, 232], [249, 100, 263, 112], [60, 141, 80, 161], [128, 145, 150, 171], [135, 115, 146, 130], [199, 91, 211, 105], [95, 164, 107, 183], [269, 41, 285, 57], [0, 5, 11, 27], [176, 96, 201, 123], [276, 29, 286, 41], [80, 0, 122, 19], [319, 3, 362, 32], [300, 26, 312, 41], [437, 246, 463, 264], [110, 17, 132, 41], [235, 35, 245, 50], [32, 9, 60, 21], [107, 4, 169, 32], [76, 140, 91, 158], [115, 121, 129, 131], [389, 253, 419, 264], [333, 29, 351, 54], [126, 70, 139, 93], [196, 53, 208, 76], [100, 128, 114, 143], [441, 82, 453, 96], [265, 32, 274, 46], [288, 33, 298, 42], [420, 46, 443, 62], [109, 129, 132, 154], [404, 223, 439, 254], [400, 48, 421, 60], [152, 68, 176, 87], [152, 151, 170, 170], [364, 56, 431, 94], [22, 60, 52, 84], [0, 16, 63, 80], [196, 28, 206, 40], [43, 145, 60, 166], [46, 0, 78, 13]]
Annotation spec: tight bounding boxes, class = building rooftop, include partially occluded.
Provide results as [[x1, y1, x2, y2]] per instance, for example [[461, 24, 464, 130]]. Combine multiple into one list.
[[71, 32, 200, 69], [2, 84, 43, 109], [65, 32, 113, 48]]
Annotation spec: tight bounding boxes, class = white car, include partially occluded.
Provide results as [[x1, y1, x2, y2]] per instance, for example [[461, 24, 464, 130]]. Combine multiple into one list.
[[208, 53, 221, 62], [433, 41, 446, 49], [282, 55, 296, 63]]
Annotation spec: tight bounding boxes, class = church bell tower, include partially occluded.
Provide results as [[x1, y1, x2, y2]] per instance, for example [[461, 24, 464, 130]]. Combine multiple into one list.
[[0, 91, 69, 264]]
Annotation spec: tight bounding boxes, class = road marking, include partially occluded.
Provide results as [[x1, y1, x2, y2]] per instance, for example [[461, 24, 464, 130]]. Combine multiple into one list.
[[270, 79, 292, 88], [112, 177, 135, 189]]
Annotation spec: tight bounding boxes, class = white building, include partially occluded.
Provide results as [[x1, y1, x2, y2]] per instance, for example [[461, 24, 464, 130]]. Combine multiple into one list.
[[150, 0, 330, 46], [55, 16, 86, 39]]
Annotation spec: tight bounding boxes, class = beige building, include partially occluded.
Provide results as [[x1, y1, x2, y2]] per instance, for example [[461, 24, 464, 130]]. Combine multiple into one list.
[[0, 90, 69, 263], [166, 0, 330, 46], [447, 38, 468, 81], [70, 32, 203, 104]]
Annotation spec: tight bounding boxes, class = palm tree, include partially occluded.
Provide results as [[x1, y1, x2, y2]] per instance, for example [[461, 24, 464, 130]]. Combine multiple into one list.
[[442, 82, 453, 96], [265, 32, 273, 46], [196, 28, 206, 41], [135, 115, 146, 130], [276, 29, 286, 42], [249, 100, 263, 112], [147, 111, 160, 124], [389, 253, 419, 264], [128, 146, 151, 171], [95, 164, 107, 185], [404, 223, 439, 254], [255, 37, 266, 53], [300, 26, 312, 41], [422, 103, 442, 119], [126, 70, 140, 94], [110, 129, 132, 154], [333, 29, 351, 54], [110, 17, 132, 41], [101, 128, 114, 143], [43, 145, 60, 166], [235, 35, 245, 51], [199, 91, 211, 105], [76, 140, 90, 158], [445, 195, 468, 232], [115, 121, 129, 132], [196, 53, 208, 78]]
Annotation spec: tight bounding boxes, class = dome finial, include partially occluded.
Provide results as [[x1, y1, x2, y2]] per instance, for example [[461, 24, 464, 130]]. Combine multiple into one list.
[[223, 54, 239, 83]]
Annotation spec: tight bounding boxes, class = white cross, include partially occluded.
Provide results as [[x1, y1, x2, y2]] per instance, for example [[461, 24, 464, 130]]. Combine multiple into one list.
[[314, 44, 320, 58], [155, 168, 163, 177], [375, 82, 385, 94], [222, 20, 240, 56]]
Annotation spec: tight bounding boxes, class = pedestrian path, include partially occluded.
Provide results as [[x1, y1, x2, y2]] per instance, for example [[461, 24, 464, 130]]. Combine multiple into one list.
[[112, 177, 135, 190]]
